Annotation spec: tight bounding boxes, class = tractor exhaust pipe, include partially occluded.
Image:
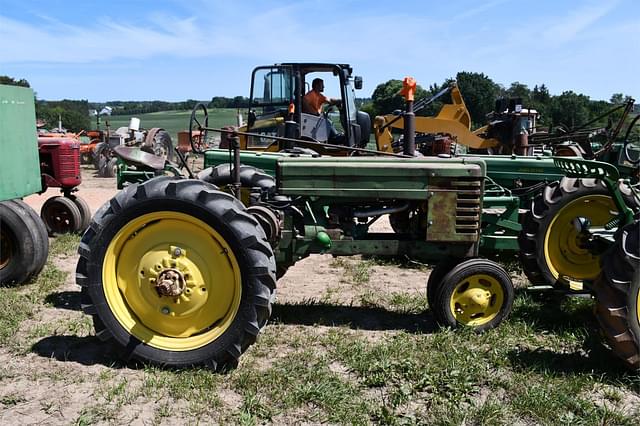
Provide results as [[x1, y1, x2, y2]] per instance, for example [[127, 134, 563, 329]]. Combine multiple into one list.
[[400, 77, 417, 156]]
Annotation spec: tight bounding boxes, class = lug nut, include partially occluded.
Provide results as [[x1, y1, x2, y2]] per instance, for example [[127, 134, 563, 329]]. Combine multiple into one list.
[[173, 247, 182, 257]]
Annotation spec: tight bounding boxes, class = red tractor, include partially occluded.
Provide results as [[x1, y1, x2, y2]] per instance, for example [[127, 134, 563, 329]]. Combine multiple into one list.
[[37, 136, 91, 234]]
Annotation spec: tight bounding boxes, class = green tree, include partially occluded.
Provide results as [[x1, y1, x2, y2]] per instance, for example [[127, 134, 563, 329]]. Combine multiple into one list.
[[210, 96, 228, 108], [610, 93, 625, 104], [0, 75, 30, 87], [36, 99, 91, 132], [370, 79, 428, 118], [530, 84, 552, 126], [455, 72, 500, 127], [532, 84, 551, 104], [549, 91, 591, 129], [506, 82, 531, 105]]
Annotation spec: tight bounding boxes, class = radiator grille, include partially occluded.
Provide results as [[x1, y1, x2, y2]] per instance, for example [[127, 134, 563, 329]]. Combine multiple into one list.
[[58, 147, 80, 178], [450, 178, 482, 235]]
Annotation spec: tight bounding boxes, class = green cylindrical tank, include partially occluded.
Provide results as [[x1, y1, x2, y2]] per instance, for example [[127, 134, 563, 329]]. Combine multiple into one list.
[[0, 84, 41, 201]]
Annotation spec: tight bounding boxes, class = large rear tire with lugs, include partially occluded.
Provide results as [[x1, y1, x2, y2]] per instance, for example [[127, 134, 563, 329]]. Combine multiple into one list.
[[593, 219, 640, 370], [519, 178, 638, 287], [76, 177, 276, 369]]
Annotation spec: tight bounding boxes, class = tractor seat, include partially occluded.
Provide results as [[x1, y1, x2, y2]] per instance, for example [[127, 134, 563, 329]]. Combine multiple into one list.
[[113, 146, 166, 171]]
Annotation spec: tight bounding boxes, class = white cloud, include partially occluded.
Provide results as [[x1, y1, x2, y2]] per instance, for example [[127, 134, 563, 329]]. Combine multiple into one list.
[[542, 1, 619, 43]]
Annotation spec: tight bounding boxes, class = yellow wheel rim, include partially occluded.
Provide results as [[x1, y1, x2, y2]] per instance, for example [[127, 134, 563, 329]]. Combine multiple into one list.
[[0, 228, 13, 270], [544, 195, 616, 282], [449, 274, 504, 326], [103, 211, 242, 351]]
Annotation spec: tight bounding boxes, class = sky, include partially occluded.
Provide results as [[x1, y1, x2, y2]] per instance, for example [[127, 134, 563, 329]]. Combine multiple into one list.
[[0, 0, 638, 102]]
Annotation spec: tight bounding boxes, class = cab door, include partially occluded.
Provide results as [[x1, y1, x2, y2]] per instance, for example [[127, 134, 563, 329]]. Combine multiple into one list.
[[247, 66, 295, 149]]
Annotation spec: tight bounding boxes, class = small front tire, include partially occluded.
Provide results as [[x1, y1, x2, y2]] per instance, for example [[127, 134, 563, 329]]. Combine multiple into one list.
[[432, 258, 514, 331], [41, 196, 83, 235]]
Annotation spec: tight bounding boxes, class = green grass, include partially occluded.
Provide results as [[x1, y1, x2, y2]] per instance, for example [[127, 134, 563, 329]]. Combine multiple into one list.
[[48, 233, 81, 258], [0, 264, 67, 346], [104, 108, 239, 142], [330, 257, 374, 285], [0, 236, 74, 346]]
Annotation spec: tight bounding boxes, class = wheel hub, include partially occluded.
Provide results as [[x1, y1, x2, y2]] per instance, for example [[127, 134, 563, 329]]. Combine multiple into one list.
[[155, 268, 186, 297], [450, 274, 504, 326], [456, 288, 492, 311]]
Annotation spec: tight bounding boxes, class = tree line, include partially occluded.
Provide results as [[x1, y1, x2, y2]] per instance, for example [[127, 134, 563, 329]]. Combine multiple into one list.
[[2, 74, 635, 134], [88, 97, 251, 116]]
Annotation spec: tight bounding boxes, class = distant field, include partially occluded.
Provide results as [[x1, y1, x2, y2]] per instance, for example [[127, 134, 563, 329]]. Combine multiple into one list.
[[104, 108, 240, 142]]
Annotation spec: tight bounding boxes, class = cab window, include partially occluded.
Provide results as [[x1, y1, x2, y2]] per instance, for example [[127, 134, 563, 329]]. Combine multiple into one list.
[[252, 68, 294, 115]]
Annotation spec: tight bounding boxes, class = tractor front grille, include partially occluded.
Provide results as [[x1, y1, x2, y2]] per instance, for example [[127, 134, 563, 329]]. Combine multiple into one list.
[[426, 177, 483, 243], [451, 179, 482, 235]]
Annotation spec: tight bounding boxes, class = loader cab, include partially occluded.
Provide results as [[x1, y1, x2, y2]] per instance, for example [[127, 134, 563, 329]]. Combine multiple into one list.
[[246, 63, 370, 149]]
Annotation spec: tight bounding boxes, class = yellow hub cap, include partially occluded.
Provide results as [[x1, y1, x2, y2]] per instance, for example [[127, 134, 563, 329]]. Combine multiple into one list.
[[449, 274, 504, 326], [544, 195, 616, 282], [0, 229, 12, 270], [103, 211, 242, 351]]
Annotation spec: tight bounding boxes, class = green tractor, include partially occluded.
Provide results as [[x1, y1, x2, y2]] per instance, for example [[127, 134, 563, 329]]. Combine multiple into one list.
[[77, 122, 519, 368]]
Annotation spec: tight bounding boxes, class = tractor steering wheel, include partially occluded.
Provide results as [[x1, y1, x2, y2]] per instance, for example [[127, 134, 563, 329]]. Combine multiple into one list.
[[189, 103, 209, 154]]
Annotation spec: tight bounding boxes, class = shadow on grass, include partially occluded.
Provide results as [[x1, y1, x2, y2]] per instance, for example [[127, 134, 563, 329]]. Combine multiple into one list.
[[507, 336, 634, 380], [44, 290, 81, 311], [271, 302, 438, 333], [510, 293, 596, 334], [31, 335, 128, 368]]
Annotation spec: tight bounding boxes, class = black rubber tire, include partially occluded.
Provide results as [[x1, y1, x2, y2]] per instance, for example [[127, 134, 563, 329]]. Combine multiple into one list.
[[198, 164, 276, 195], [0, 200, 49, 285], [151, 130, 174, 162], [93, 142, 108, 169], [432, 258, 514, 331], [426, 259, 459, 310], [593, 219, 640, 370], [18, 199, 49, 278], [69, 195, 91, 233], [76, 177, 277, 369], [98, 157, 118, 178], [389, 210, 410, 234], [519, 178, 638, 287], [40, 195, 83, 235]]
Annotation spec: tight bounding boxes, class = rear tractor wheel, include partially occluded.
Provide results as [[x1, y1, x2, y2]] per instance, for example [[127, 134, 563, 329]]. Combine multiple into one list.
[[76, 177, 276, 368], [152, 130, 174, 162], [431, 258, 514, 331], [593, 220, 639, 370], [519, 178, 638, 288]]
